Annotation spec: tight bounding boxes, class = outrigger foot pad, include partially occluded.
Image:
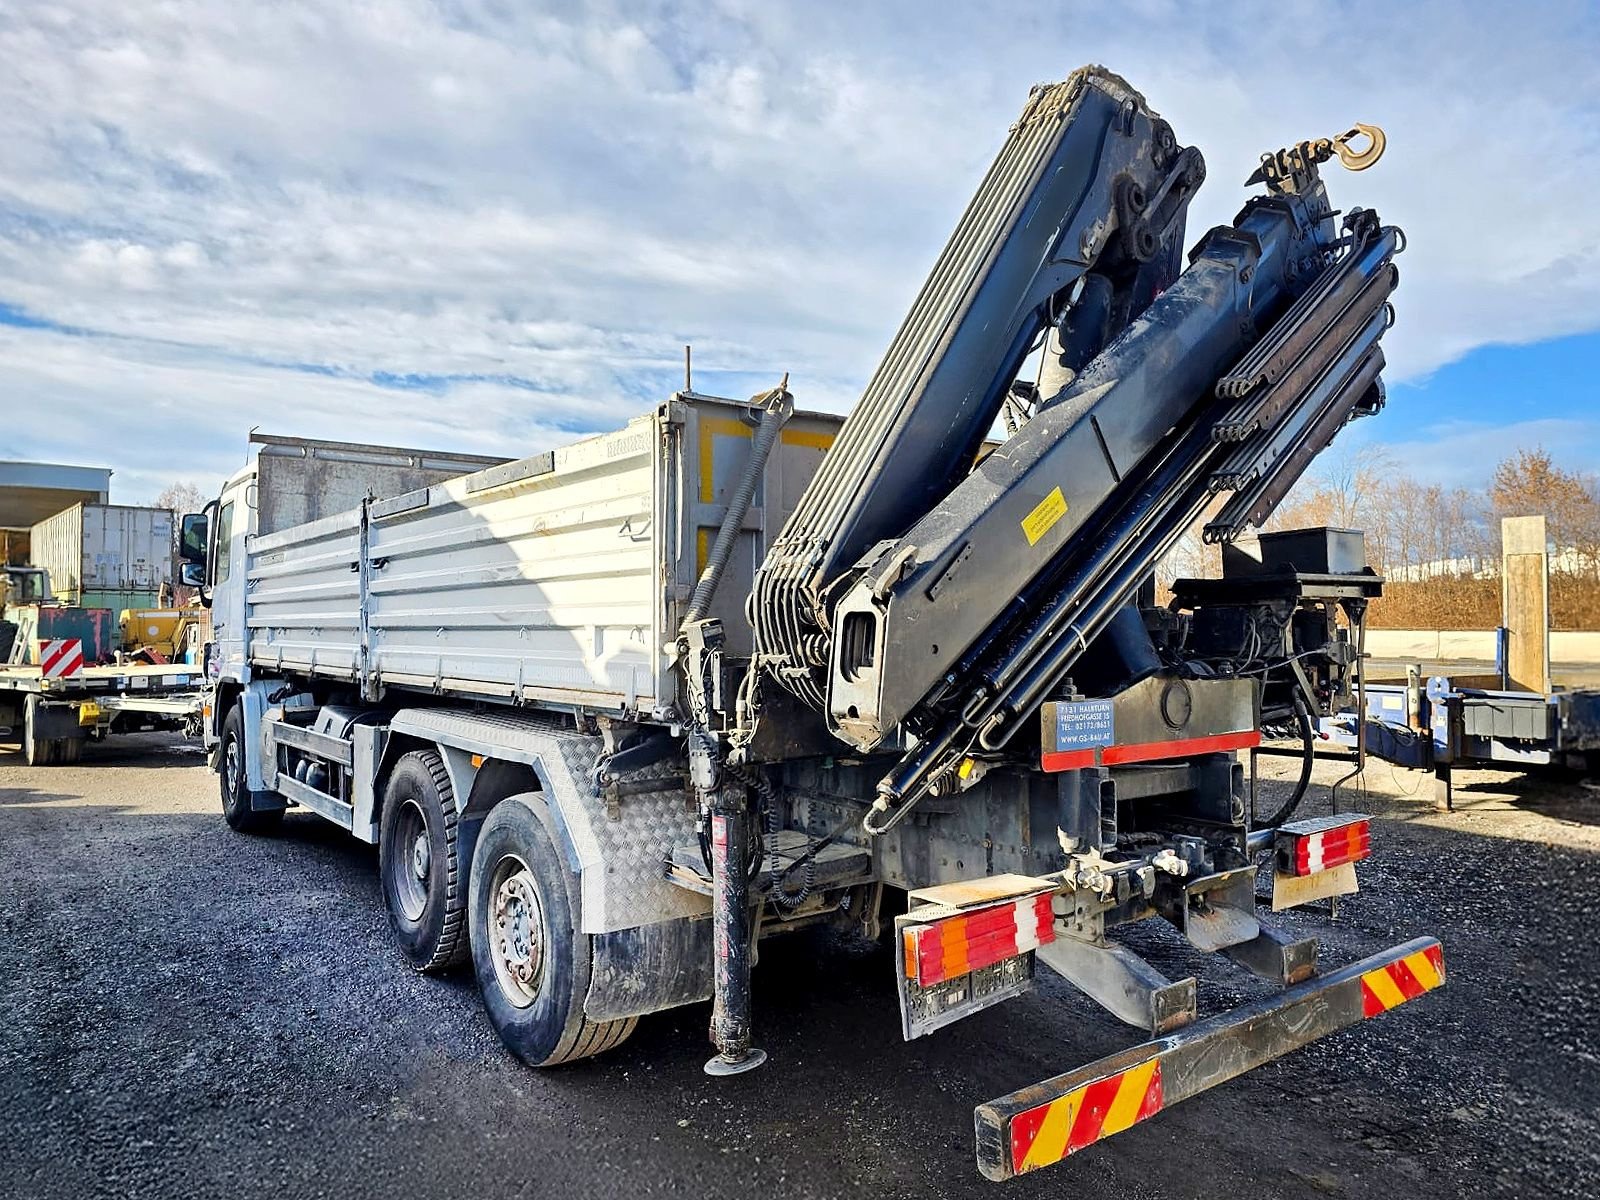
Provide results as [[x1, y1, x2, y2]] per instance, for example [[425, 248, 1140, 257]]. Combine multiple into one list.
[[704, 1047, 768, 1077]]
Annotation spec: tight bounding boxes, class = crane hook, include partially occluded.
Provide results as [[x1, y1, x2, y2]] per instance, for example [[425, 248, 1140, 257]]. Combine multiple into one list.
[[1333, 123, 1386, 172]]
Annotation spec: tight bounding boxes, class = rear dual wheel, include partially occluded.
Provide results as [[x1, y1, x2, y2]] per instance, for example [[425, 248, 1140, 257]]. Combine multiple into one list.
[[380, 768, 633, 1062], [22, 696, 83, 766], [468, 793, 635, 1065]]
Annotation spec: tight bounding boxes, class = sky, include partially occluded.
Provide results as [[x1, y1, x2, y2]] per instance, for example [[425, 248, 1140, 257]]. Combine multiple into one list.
[[1, 0, 1598, 503]]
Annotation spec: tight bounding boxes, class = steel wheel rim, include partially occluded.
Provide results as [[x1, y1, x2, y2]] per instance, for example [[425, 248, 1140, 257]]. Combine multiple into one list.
[[223, 738, 241, 806], [489, 853, 545, 1009], [389, 798, 430, 923]]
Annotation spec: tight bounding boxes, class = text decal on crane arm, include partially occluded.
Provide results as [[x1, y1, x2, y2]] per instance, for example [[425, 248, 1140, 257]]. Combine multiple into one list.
[[1021, 487, 1068, 546]]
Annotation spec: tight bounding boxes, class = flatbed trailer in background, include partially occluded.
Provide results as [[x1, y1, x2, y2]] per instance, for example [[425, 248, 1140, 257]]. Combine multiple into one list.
[[0, 658, 202, 764], [1334, 515, 1600, 807], [1333, 672, 1600, 808]]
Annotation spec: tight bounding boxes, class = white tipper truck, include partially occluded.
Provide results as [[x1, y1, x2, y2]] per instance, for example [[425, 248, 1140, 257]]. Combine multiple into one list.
[[186, 69, 1443, 1181]]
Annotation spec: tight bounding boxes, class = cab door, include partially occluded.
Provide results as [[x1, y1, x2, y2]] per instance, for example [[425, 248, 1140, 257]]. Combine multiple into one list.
[[207, 478, 253, 699]]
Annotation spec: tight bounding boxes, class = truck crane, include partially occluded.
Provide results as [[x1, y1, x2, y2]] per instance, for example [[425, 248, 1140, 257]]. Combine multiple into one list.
[[185, 66, 1440, 1180]]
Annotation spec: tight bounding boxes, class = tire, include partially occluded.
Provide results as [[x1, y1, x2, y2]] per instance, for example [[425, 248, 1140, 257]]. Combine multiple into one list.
[[23, 696, 57, 766], [379, 749, 469, 973], [219, 705, 281, 834], [468, 793, 636, 1065]]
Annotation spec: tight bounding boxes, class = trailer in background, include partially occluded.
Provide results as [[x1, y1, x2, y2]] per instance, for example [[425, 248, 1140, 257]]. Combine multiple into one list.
[[0, 655, 203, 764], [1332, 515, 1600, 806], [0, 467, 207, 763]]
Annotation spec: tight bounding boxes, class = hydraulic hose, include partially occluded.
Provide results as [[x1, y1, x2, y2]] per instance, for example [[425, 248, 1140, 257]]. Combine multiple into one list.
[[1259, 689, 1315, 828]]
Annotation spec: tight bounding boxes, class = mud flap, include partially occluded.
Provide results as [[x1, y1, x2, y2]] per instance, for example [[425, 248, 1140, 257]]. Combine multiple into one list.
[[585, 917, 714, 1022]]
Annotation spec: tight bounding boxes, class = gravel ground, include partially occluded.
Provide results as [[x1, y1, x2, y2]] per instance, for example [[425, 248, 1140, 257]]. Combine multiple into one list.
[[2, 732, 1597, 1199]]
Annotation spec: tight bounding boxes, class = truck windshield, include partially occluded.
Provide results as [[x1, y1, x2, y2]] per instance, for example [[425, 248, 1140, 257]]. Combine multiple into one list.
[[8, 572, 47, 603]]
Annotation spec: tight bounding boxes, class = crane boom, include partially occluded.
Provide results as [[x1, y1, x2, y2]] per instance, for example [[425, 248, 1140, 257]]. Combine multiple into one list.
[[742, 68, 1400, 823], [748, 66, 1204, 712]]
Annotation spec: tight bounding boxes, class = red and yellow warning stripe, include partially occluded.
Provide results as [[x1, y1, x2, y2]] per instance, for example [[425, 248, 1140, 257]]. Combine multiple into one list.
[[978, 937, 1447, 1181], [903, 892, 1054, 988], [1360, 942, 1444, 1017], [1008, 1056, 1164, 1173]]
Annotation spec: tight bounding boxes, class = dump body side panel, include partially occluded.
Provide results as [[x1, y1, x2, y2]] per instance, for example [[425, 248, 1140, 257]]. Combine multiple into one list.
[[247, 508, 364, 682], [242, 397, 843, 717], [367, 416, 662, 710]]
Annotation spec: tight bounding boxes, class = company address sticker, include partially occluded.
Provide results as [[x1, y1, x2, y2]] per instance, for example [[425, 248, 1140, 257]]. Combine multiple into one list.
[[1054, 698, 1115, 751]]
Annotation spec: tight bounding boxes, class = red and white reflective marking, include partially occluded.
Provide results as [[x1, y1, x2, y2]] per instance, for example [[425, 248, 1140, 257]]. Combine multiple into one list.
[[39, 639, 84, 679], [1041, 729, 1260, 772], [1278, 816, 1371, 877], [904, 892, 1055, 988]]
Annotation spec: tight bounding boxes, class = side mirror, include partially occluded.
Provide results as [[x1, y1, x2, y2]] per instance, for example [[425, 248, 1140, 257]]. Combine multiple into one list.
[[179, 561, 206, 588], [179, 512, 209, 565]]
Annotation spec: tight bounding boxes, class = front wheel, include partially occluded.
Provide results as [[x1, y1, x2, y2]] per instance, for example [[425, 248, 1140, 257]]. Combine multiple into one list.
[[219, 705, 281, 834], [468, 793, 635, 1065]]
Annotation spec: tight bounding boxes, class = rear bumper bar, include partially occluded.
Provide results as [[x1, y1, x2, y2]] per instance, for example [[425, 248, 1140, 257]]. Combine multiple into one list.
[[975, 936, 1445, 1180]]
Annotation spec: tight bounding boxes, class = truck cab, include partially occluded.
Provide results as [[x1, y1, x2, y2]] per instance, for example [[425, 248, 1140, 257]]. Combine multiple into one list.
[[2, 566, 53, 612], [195, 463, 253, 747], [181, 436, 510, 756]]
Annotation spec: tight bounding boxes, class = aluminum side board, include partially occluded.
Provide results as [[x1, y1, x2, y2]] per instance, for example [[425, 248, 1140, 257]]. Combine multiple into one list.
[[244, 395, 842, 716]]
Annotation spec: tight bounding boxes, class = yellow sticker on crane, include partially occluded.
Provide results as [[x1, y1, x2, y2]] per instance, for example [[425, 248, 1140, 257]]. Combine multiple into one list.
[[1021, 487, 1068, 546]]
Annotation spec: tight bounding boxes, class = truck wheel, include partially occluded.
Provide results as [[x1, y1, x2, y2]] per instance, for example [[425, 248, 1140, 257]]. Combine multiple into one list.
[[379, 750, 469, 973], [23, 697, 54, 766], [219, 706, 281, 834], [469, 793, 637, 1065]]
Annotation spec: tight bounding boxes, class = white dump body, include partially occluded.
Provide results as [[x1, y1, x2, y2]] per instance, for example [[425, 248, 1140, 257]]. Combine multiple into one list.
[[245, 394, 841, 718]]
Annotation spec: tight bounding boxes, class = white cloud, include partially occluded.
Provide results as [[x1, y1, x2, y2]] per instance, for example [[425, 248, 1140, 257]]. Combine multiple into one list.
[[1358, 417, 1600, 489], [0, 0, 1597, 503]]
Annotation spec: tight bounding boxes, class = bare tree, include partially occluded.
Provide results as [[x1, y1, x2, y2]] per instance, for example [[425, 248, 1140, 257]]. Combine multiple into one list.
[[1168, 441, 1600, 629], [1489, 448, 1600, 579], [148, 481, 209, 605], [153, 481, 207, 515]]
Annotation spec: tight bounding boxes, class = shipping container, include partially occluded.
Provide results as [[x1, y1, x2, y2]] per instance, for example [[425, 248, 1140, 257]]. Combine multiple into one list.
[[29, 503, 175, 610]]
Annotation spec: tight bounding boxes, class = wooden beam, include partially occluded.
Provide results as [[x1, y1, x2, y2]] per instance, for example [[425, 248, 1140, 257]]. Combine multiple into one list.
[[1501, 514, 1550, 694]]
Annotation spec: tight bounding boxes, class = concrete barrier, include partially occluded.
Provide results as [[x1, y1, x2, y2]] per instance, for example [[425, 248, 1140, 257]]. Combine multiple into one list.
[[1365, 629, 1600, 667]]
